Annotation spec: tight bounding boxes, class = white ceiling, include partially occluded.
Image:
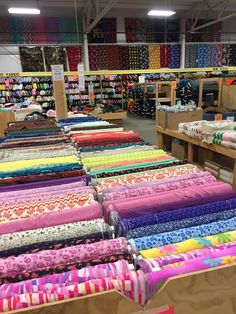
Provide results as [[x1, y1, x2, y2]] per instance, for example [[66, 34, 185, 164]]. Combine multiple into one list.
[[0, 0, 236, 17]]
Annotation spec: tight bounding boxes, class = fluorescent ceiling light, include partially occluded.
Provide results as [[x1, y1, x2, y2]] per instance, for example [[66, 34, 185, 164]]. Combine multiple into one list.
[[8, 8, 40, 14], [148, 10, 176, 16]]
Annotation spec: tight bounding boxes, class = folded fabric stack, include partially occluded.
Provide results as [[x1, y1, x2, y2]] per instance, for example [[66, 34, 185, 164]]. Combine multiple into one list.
[[179, 120, 236, 143], [219, 167, 233, 185], [213, 130, 236, 150], [204, 160, 220, 178]]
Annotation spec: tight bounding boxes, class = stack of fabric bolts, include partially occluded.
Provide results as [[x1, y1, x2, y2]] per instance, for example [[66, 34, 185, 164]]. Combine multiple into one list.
[[0, 113, 236, 312]]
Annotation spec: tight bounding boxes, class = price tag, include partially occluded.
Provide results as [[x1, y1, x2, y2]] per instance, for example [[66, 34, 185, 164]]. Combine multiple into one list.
[[73, 74, 78, 81], [104, 71, 110, 79], [51, 65, 64, 81], [215, 114, 222, 121], [172, 81, 177, 89], [88, 92, 95, 103], [139, 75, 145, 83]]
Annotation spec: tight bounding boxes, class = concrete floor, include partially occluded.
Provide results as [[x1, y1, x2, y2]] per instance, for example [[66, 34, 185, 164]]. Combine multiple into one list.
[[123, 113, 157, 145]]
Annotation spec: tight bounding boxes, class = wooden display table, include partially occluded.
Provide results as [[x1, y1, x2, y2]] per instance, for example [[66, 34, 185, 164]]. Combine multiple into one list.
[[88, 111, 127, 125], [157, 126, 236, 188]]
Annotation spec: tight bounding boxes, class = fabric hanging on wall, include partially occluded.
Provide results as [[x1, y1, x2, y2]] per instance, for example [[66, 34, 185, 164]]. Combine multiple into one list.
[[103, 18, 117, 43], [44, 47, 67, 71], [170, 44, 180, 68], [125, 18, 137, 43], [106, 46, 120, 70], [119, 46, 129, 70], [222, 44, 230, 66], [20, 47, 44, 72], [185, 45, 198, 68], [0, 17, 10, 44], [160, 45, 171, 67], [229, 44, 236, 66], [198, 44, 208, 67], [215, 44, 223, 67], [138, 45, 149, 69], [67, 46, 82, 71], [45, 17, 60, 43], [22, 17, 35, 44], [89, 46, 99, 70], [34, 17, 47, 44], [97, 46, 110, 70], [128, 46, 140, 70], [146, 19, 156, 43], [136, 19, 147, 42], [8, 16, 24, 44], [148, 45, 160, 69]]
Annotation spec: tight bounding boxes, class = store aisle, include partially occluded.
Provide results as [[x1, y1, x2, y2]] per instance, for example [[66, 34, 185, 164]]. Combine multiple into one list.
[[123, 113, 157, 145]]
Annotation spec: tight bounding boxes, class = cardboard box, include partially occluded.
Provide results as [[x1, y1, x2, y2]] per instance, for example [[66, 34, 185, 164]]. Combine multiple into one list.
[[172, 141, 188, 160], [156, 110, 203, 130]]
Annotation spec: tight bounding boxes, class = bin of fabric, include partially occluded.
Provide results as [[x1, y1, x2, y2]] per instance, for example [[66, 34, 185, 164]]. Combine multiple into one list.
[[140, 229, 236, 259], [148, 45, 160, 69]]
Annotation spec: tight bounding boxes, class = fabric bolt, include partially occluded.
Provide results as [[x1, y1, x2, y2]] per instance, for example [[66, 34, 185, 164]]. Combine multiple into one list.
[[140, 229, 236, 259], [117, 196, 236, 236], [94, 160, 187, 179], [0, 202, 102, 235], [0, 270, 147, 312], [0, 192, 96, 223], [148, 45, 160, 69], [0, 237, 129, 277], [104, 172, 216, 201], [137, 241, 236, 271], [130, 216, 236, 251], [104, 181, 234, 220], [0, 218, 110, 253], [0, 260, 132, 298], [0, 232, 112, 258], [147, 248, 236, 299], [95, 164, 201, 193], [127, 208, 236, 239]]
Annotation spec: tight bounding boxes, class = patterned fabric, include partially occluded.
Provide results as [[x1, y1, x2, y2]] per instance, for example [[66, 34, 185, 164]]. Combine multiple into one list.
[[104, 173, 216, 201], [0, 260, 131, 298], [19, 47, 44, 71], [147, 251, 236, 300], [95, 164, 201, 193], [127, 208, 236, 239], [118, 196, 236, 236], [137, 241, 236, 271], [148, 45, 160, 69], [160, 45, 170, 67], [0, 202, 102, 236], [140, 230, 236, 259], [130, 216, 236, 251], [0, 270, 147, 312], [170, 44, 180, 68], [0, 238, 129, 279], [0, 219, 110, 253]]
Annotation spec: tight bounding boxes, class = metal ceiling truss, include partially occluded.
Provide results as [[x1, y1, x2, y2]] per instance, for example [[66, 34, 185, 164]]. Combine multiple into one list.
[[84, 0, 117, 33], [185, 0, 236, 32]]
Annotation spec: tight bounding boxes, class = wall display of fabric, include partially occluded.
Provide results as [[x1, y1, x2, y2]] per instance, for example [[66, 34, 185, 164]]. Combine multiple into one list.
[[170, 44, 180, 68], [139, 46, 149, 69], [222, 44, 230, 66], [44, 47, 67, 71], [0, 16, 83, 44], [160, 45, 171, 67], [229, 44, 236, 66], [148, 45, 160, 69], [186, 20, 222, 42], [19, 47, 44, 72], [185, 45, 198, 68], [88, 18, 116, 43], [119, 46, 130, 70], [128, 46, 140, 70], [66, 46, 82, 71]]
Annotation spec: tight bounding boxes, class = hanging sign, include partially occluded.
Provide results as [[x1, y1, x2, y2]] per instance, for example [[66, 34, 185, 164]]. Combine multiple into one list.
[[78, 63, 85, 91], [215, 114, 222, 121], [171, 81, 177, 89], [139, 75, 145, 83], [51, 65, 64, 81], [104, 71, 110, 79]]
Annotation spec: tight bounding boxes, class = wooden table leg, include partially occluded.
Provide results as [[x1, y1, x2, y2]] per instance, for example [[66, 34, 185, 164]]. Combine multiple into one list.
[[188, 142, 194, 163], [157, 132, 164, 149], [233, 160, 236, 189]]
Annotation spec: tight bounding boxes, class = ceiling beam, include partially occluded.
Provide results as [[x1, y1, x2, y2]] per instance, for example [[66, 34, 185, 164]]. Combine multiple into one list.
[[192, 11, 236, 31], [86, 0, 117, 33]]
